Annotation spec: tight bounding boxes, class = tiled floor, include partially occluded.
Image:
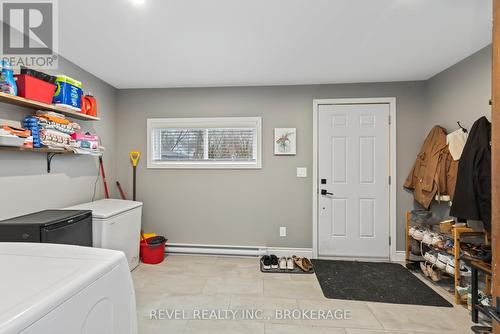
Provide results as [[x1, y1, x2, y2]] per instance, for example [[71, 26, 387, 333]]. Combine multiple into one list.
[[132, 255, 478, 334]]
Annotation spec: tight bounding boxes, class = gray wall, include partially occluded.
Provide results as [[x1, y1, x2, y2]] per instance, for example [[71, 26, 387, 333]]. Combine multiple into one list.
[[426, 45, 491, 132], [425, 45, 492, 222], [0, 46, 490, 252], [0, 57, 118, 220], [116, 82, 427, 250]]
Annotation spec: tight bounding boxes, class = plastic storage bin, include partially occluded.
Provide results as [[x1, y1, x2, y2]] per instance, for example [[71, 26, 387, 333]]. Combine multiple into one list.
[[15, 74, 56, 104]]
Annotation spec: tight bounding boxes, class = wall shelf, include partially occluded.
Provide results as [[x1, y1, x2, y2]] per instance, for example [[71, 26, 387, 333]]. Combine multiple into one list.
[[0, 146, 72, 154], [0, 146, 100, 173], [0, 92, 100, 121]]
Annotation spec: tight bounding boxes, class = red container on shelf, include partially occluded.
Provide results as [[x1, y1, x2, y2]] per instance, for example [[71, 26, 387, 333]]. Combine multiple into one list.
[[15, 74, 57, 104]]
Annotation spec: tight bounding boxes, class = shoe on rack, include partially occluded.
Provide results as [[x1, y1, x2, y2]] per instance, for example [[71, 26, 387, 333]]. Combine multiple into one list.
[[413, 228, 424, 241], [261, 255, 272, 270], [436, 253, 452, 270], [456, 285, 469, 299], [286, 257, 294, 270], [270, 255, 279, 269], [424, 250, 438, 264], [444, 239, 454, 249], [408, 226, 416, 237], [459, 262, 472, 277], [480, 295, 492, 307], [445, 257, 456, 276], [432, 234, 445, 248], [422, 231, 435, 245], [279, 257, 287, 270]]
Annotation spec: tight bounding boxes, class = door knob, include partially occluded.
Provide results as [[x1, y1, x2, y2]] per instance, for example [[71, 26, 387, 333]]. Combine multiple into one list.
[[321, 189, 333, 196]]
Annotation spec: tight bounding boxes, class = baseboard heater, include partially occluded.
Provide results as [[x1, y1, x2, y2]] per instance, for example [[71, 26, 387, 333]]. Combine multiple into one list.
[[165, 243, 267, 257]]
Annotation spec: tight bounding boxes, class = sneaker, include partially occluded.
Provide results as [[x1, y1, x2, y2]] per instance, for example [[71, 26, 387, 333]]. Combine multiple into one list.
[[432, 234, 445, 248], [413, 228, 424, 241], [436, 253, 452, 270], [424, 250, 437, 264], [480, 295, 492, 307], [456, 285, 469, 298], [279, 257, 287, 270], [286, 257, 294, 270], [270, 255, 279, 269], [444, 239, 454, 249], [459, 262, 472, 277], [446, 257, 455, 276], [261, 255, 272, 270], [408, 226, 416, 237], [422, 231, 435, 245]]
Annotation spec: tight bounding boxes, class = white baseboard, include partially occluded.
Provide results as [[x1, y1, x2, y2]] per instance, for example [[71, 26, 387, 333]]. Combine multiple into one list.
[[393, 251, 406, 263], [166, 243, 313, 258], [265, 247, 313, 259], [166, 242, 401, 262], [314, 251, 406, 263]]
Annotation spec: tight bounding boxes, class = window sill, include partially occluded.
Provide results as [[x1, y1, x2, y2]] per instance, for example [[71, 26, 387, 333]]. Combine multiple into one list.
[[147, 161, 262, 170]]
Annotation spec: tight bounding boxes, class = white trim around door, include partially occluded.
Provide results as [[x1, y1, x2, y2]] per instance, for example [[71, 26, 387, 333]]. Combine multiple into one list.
[[312, 98, 397, 261]]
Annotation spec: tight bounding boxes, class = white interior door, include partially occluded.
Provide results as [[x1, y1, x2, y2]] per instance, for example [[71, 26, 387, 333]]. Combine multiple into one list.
[[318, 103, 390, 258]]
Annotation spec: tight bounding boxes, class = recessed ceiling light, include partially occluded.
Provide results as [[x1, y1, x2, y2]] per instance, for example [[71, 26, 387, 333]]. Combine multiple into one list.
[[131, 0, 145, 5]]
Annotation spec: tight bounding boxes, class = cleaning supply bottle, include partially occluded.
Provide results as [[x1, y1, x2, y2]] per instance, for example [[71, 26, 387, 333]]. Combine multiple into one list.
[[81, 93, 97, 116], [0, 60, 17, 96]]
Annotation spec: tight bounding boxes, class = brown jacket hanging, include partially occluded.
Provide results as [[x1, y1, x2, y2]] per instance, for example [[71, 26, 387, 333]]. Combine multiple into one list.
[[404, 126, 457, 209]]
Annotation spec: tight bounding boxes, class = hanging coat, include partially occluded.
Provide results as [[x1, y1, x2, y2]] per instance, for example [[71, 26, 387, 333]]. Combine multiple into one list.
[[450, 116, 492, 232], [404, 126, 455, 209]]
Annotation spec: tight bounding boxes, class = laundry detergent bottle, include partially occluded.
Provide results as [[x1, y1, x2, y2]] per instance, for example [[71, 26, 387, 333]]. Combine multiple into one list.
[[0, 60, 17, 95]]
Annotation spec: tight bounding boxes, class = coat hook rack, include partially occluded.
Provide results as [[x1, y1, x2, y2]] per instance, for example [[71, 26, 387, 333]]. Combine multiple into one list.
[[457, 121, 468, 133]]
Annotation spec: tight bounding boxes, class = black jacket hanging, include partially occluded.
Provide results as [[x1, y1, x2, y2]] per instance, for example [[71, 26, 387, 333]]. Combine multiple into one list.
[[450, 116, 492, 232]]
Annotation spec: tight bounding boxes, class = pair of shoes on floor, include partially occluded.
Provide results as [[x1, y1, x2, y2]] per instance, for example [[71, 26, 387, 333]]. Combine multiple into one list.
[[279, 257, 295, 270], [261, 254, 313, 272], [261, 255, 279, 270], [292, 255, 313, 272]]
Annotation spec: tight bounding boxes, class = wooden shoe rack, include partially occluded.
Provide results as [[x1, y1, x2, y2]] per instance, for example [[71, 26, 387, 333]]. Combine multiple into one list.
[[404, 211, 489, 305]]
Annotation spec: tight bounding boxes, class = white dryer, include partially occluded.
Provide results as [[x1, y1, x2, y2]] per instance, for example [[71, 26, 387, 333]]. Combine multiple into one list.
[[0, 243, 137, 334], [66, 199, 143, 270]]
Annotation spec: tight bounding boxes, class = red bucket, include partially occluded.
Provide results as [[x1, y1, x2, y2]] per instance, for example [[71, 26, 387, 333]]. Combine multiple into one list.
[[140, 236, 166, 264]]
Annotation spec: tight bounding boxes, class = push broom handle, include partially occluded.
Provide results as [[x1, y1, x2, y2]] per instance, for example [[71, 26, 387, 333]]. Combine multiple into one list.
[[99, 156, 109, 199]]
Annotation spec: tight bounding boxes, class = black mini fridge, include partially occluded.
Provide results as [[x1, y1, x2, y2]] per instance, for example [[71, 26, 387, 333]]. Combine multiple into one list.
[[0, 210, 93, 247]]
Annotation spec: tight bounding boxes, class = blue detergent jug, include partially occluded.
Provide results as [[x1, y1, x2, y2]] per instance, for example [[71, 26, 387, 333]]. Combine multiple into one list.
[[0, 60, 17, 95]]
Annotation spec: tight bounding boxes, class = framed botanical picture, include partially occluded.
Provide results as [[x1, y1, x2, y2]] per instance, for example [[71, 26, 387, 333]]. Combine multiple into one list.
[[274, 128, 296, 155]]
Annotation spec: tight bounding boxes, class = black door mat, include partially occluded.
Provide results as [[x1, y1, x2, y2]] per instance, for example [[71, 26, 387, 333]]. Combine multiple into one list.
[[260, 260, 314, 274], [311, 259, 452, 307]]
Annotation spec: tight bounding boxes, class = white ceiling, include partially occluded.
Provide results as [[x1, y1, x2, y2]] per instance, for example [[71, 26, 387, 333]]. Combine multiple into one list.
[[59, 0, 492, 89]]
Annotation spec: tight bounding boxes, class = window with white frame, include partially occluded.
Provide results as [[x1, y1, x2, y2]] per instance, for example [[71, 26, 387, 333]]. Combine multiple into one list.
[[147, 117, 262, 169]]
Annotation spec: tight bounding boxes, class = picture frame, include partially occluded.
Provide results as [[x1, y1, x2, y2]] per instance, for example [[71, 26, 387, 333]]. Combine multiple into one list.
[[274, 128, 297, 155]]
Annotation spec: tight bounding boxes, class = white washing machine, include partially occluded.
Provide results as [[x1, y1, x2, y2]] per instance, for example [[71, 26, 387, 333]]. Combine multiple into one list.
[[66, 199, 143, 270], [0, 243, 137, 334]]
